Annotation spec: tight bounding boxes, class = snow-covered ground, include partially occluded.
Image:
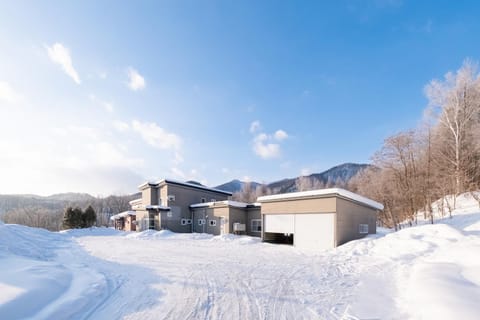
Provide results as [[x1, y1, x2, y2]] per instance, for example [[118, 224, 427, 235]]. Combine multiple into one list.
[[1, 194, 480, 320]]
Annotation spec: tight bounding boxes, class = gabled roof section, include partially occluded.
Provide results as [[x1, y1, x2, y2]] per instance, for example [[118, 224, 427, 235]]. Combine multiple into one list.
[[257, 188, 384, 210], [110, 211, 136, 220], [137, 178, 232, 195], [129, 198, 142, 205], [190, 200, 250, 209]]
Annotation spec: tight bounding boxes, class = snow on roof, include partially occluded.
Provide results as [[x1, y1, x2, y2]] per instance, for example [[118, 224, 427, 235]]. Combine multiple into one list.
[[131, 204, 171, 211], [190, 200, 250, 209], [110, 211, 136, 220], [137, 178, 232, 195], [257, 188, 384, 210], [129, 198, 142, 205], [146, 205, 171, 210]]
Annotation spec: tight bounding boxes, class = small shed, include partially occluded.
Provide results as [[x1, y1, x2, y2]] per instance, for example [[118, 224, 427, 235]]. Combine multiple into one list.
[[257, 188, 383, 250], [110, 211, 137, 231]]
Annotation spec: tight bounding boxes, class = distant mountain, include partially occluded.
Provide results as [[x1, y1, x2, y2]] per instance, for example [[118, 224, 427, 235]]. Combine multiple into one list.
[[215, 163, 372, 194], [267, 163, 371, 194], [46, 193, 96, 202], [214, 179, 262, 193]]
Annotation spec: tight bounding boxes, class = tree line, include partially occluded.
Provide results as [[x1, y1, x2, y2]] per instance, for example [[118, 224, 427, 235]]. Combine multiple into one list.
[[0, 194, 135, 231], [349, 60, 480, 229]]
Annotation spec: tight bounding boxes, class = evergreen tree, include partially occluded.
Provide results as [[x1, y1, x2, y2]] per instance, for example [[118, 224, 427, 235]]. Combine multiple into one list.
[[83, 205, 97, 228], [63, 207, 83, 229]]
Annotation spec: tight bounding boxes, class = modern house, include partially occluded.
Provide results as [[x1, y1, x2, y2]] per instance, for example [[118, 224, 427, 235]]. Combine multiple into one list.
[[257, 188, 383, 250], [111, 179, 382, 250], [132, 179, 232, 233]]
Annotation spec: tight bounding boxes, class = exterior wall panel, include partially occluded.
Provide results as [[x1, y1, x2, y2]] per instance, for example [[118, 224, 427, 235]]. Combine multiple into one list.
[[261, 197, 336, 215], [335, 197, 377, 246]]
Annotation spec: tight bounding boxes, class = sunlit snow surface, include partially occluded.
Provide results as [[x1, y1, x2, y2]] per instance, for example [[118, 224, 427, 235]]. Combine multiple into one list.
[[1, 193, 480, 319]]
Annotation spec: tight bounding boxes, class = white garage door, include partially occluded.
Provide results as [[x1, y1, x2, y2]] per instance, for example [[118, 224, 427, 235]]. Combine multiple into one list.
[[264, 214, 294, 233], [294, 213, 335, 250]]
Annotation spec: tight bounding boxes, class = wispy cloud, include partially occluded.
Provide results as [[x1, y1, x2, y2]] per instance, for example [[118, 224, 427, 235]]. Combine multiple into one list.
[[89, 94, 114, 113], [0, 81, 22, 104], [249, 120, 261, 133], [127, 67, 146, 91], [132, 120, 181, 150], [45, 43, 81, 84], [113, 120, 130, 132]]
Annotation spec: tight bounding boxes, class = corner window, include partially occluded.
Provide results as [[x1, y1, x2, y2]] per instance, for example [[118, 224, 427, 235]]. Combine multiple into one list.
[[251, 219, 262, 232], [209, 219, 216, 227], [359, 224, 369, 234]]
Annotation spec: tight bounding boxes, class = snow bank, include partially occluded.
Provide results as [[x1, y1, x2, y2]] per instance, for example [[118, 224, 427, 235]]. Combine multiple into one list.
[[210, 234, 261, 245], [60, 226, 122, 237]]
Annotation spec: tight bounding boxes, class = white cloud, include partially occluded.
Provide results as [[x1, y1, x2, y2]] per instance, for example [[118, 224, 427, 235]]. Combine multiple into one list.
[[274, 129, 288, 141], [127, 67, 146, 91], [46, 43, 81, 84], [0, 82, 22, 104], [253, 133, 281, 159], [250, 123, 288, 159], [113, 120, 130, 132], [132, 120, 181, 150], [221, 167, 229, 174], [249, 120, 261, 133]]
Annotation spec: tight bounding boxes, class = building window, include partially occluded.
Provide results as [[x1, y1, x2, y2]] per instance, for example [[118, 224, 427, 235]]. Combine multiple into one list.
[[251, 219, 262, 232], [198, 219, 206, 225], [209, 219, 216, 227], [186, 219, 192, 224], [181, 218, 187, 225], [201, 197, 206, 203], [359, 224, 369, 234], [168, 195, 175, 202], [167, 211, 172, 218], [210, 198, 216, 202]]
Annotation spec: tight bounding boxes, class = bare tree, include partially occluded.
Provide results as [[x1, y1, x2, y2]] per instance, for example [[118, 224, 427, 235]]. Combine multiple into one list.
[[425, 59, 480, 195]]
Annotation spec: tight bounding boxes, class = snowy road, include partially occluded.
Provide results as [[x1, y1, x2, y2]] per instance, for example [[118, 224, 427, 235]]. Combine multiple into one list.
[[77, 232, 369, 320], [2, 193, 480, 320]]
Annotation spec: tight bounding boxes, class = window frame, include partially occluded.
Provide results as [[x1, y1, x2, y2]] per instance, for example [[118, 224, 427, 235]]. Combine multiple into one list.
[[359, 224, 369, 234], [209, 219, 216, 227], [198, 219, 206, 225], [251, 219, 262, 233]]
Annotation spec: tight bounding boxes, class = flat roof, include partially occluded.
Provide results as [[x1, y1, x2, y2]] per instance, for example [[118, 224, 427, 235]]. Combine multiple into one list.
[[138, 178, 232, 196], [257, 188, 384, 210]]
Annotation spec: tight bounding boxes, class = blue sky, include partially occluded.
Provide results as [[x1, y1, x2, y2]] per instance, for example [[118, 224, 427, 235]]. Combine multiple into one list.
[[0, 0, 479, 195]]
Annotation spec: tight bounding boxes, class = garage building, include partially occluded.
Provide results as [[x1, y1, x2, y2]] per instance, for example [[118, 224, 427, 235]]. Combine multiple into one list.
[[257, 188, 383, 250]]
